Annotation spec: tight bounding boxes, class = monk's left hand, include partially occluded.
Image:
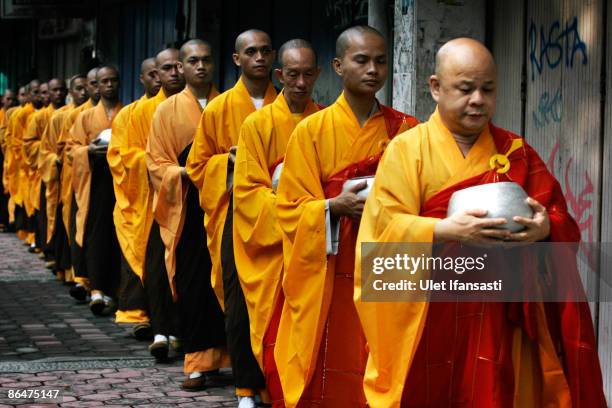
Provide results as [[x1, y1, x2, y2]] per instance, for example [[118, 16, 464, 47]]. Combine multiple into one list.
[[507, 197, 550, 242]]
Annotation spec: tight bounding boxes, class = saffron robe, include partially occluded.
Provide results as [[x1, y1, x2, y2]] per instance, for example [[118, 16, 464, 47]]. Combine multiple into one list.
[[40, 104, 72, 244], [147, 86, 227, 373], [8, 104, 35, 213], [24, 105, 55, 214], [354, 108, 606, 408], [233, 92, 320, 401], [186, 76, 277, 307], [275, 92, 417, 407]]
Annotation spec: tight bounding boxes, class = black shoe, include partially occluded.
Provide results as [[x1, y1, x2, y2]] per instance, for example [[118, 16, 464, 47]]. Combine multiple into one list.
[[89, 298, 105, 316], [148, 340, 169, 362], [180, 376, 207, 391], [133, 323, 153, 341], [69, 284, 88, 302]]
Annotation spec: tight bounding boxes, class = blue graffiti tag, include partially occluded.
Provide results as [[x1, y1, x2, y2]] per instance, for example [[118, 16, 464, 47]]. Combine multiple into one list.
[[532, 88, 563, 129], [529, 17, 588, 81]]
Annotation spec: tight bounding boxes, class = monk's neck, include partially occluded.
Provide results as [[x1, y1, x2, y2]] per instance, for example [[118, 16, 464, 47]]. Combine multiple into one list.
[[187, 82, 211, 100], [452, 133, 479, 157], [343, 91, 378, 127], [283, 92, 307, 114], [242, 76, 269, 99], [162, 85, 181, 98], [52, 101, 65, 110], [101, 97, 118, 117]]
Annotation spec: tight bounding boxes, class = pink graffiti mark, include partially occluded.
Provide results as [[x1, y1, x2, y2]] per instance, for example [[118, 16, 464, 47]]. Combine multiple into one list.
[[547, 142, 597, 270]]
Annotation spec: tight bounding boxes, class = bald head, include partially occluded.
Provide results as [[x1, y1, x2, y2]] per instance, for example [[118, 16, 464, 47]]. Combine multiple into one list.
[[3, 89, 16, 109], [179, 39, 213, 61], [234, 29, 271, 53], [154, 47, 183, 96], [17, 86, 26, 106], [434, 37, 496, 79], [278, 38, 317, 66], [140, 57, 161, 97], [335, 25, 385, 59], [97, 66, 120, 102], [155, 48, 179, 67], [141, 57, 156, 74], [429, 38, 497, 139]]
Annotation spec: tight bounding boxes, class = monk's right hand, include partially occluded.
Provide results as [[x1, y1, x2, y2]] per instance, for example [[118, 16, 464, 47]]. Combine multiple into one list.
[[434, 209, 510, 243], [329, 180, 368, 220]]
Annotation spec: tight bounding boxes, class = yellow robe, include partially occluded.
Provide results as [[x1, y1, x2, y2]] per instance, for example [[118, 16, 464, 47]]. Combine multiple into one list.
[[1, 106, 20, 193], [186, 76, 277, 306], [107, 94, 147, 281], [59, 100, 93, 238], [39, 104, 72, 243], [353, 109, 569, 408], [69, 101, 122, 246], [274, 93, 413, 407], [8, 104, 35, 212], [233, 92, 319, 369], [24, 105, 55, 212], [147, 86, 219, 297], [120, 89, 166, 280]]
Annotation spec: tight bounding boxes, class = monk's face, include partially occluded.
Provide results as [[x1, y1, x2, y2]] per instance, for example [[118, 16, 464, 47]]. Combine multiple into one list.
[[86, 72, 100, 103], [17, 88, 26, 106], [275, 48, 320, 107], [429, 49, 497, 138], [70, 78, 88, 106], [157, 51, 184, 94], [97, 68, 120, 101], [29, 82, 42, 107], [3, 91, 16, 108], [333, 32, 387, 96], [49, 80, 67, 107], [179, 44, 214, 88], [140, 65, 161, 97], [39, 83, 50, 106], [233, 33, 275, 80]]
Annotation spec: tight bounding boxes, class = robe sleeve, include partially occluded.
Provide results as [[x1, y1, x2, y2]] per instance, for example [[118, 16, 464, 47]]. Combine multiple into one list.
[[70, 112, 92, 246], [232, 116, 283, 367], [40, 114, 60, 184], [186, 111, 230, 307], [353, 135, 438, 408], [22, 114, 41, 172]]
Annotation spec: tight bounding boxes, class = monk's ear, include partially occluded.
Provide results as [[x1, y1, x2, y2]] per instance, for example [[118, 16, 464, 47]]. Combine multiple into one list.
[[177, 61, 185, 75], [232, 52, 241, 67], [332, 58, 342, 77], [274, 68, 284, 85], [429, 74, 440, 103]]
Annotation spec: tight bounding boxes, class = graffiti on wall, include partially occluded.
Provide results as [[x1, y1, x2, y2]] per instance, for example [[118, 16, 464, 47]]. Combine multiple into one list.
[[532, 88, 563, 129], [529, 16, 588, 81]]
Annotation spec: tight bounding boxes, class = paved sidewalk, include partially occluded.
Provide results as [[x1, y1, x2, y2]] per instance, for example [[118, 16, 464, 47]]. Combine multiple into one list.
[[0, 232, 236, 407]]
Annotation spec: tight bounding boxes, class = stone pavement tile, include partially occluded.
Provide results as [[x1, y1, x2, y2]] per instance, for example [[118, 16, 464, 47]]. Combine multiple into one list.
[[1, 382, 42, 388], [80, 391, 123, 401], [149, 397, 196, 404], [122, 391, 166, 399]]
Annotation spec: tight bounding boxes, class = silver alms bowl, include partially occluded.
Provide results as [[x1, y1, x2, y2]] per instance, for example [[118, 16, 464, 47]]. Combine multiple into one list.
[[342, 176, 374, 199], [447, 182, 533, 232], [94, 128, 112, 146]]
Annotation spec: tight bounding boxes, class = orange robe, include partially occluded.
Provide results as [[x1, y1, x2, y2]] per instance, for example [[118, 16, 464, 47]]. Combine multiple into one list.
[[69, 101, 122, 246], [120, 89, 166, 281], [275, 93, 417, 407], [8, 103, 35, 213], [147, 86, 228, 374], [186, 76, 277, 306], [24, 105, 55, 214], [58, 100, 93, 238], [39, 104, 72, 244], [233, 92, 319, 402], [354, 109, 605, 408]]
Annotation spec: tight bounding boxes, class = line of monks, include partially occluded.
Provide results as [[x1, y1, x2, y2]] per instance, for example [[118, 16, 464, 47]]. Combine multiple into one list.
[[0, 25, 608, 408]]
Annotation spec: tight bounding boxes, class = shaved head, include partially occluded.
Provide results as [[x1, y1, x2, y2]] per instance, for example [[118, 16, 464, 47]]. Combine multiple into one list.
[[87, 67, 99, 81], [96, 65, 119, 80], [278, 38, 317, 66], [179, 39, 213, 61], [155, 48, 179, 67], [235, 29, 271, 53], [48, 78, 67, 108], [86, 67, 100, 103], [69, 74, 87, 89], [48, 78, 66, 89], [335, 25, 385, 59], [434, 37, 496, 79], [140, 57, 156, 74]]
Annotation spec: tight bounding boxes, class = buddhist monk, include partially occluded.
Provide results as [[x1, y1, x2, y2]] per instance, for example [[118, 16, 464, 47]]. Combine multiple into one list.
[[125, 48, 184, 358], [186, 29, 278, 406], [108, 57, 160, 339], [232, 39, 322, 406], [40, 75, 88, 285], [63, 67, 99, 302], [274, 26, 418, 407], [354, 38, 606, 408], [147, 39, 227, 391], [10, 80, 42, 245], [69, 66, 122, 315], [24, 79, 66, 265], [0, 89, 17, 231]]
